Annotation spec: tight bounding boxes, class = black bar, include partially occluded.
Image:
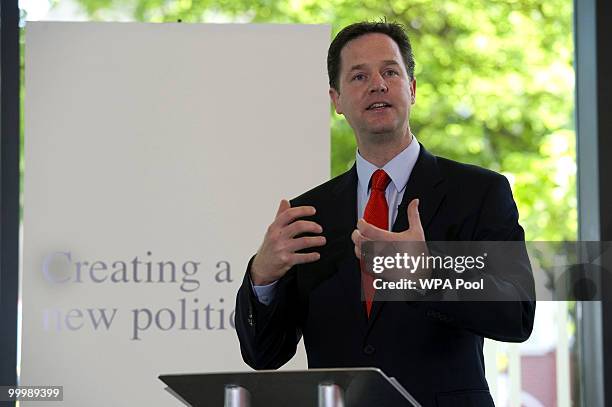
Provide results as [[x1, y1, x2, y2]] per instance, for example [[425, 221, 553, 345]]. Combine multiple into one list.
[[597, 0, 612, 404], [0, 0, 20, 406], [575, 0, 612, 403]]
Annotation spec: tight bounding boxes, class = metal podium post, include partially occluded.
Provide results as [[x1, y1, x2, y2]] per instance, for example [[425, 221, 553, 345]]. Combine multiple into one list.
[[318, 382, 345, 407], [224, 385, 251, 407]]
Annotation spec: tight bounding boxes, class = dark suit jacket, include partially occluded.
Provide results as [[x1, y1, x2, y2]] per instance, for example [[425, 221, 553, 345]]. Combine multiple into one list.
[[235, 144, 535, 407]]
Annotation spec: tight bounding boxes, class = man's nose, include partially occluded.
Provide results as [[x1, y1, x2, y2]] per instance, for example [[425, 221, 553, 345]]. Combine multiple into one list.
[[369, 74, 388, 93]]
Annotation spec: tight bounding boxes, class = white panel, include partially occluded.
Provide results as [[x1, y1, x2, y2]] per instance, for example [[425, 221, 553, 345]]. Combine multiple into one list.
[[22, 22, 330, 406]]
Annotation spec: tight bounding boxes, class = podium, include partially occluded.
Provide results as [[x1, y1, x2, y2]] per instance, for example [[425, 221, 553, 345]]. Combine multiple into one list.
[[159, 367, 421, 407]]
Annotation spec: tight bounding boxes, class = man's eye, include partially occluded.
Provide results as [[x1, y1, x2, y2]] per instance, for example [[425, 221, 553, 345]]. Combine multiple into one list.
[[384, 70, 399, 77], [352, 73, 366, 81]]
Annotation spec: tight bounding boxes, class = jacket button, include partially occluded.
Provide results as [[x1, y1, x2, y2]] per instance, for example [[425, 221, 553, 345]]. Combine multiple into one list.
[[363, 344, 375, 355]]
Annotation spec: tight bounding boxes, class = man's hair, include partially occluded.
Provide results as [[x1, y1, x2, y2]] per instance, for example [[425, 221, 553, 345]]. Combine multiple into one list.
[[327, 21, 415, 91]]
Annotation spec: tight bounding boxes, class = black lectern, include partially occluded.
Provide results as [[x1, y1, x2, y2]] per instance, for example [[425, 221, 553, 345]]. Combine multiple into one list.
[[159, 368, 421, 407]]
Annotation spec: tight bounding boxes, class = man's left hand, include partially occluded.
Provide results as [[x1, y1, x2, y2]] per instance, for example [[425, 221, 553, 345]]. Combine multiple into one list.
[[351, 198, 425, 259]]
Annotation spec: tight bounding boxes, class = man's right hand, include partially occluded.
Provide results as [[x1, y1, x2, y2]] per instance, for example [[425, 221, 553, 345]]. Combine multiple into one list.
[[250, 199, 326, 286]]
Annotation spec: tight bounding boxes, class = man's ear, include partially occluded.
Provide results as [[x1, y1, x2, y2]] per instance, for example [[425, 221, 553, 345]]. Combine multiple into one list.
[[410, 78, 417, 105], [329, 87, 343, 115]]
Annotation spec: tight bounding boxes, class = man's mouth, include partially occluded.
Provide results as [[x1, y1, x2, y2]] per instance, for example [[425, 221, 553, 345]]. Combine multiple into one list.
[[366, 102, 392, 111]]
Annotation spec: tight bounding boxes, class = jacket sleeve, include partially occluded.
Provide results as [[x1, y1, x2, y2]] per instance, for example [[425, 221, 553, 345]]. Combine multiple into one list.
[[235, 256, 302, 369], [418, 174, 536, 342]]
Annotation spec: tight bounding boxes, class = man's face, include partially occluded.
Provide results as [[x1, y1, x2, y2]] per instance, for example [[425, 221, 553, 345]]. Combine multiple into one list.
[[329, 33, 416, 144]]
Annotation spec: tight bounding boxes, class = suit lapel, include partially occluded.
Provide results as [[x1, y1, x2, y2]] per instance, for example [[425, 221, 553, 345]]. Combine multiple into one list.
[[367, 144, 447, 331], [330, 165, 370, 335], [392, 144, 446, 233]]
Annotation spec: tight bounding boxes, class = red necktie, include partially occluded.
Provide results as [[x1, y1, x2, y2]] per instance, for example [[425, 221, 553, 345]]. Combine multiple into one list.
[[361, 169, 391, 317]]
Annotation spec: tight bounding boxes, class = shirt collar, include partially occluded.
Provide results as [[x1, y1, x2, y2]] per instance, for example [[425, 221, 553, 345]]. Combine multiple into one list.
[[356, 135, 421, 193]]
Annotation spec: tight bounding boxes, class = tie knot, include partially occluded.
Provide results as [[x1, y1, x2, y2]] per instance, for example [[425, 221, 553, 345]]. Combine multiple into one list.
[[370, 169, 391, 192]]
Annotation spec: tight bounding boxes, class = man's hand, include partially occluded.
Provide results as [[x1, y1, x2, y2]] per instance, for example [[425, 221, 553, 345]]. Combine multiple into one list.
[[352, 199, 430, 283], [251, 199, 326, 285], [351, 198, 425, 259]]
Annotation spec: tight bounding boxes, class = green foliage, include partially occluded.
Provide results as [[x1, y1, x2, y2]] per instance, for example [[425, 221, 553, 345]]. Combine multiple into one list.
[[70, 0, 577, 240]]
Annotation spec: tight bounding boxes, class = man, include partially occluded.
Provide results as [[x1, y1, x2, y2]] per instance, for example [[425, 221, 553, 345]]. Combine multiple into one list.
[[235, 21, 535, 406]]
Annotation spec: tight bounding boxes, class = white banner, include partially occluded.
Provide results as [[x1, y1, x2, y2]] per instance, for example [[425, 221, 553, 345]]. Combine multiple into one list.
[[22, 21, 330, 406]]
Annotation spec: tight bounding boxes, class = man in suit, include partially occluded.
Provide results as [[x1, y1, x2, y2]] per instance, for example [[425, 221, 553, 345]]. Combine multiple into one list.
[[235, 21, 535, 406]]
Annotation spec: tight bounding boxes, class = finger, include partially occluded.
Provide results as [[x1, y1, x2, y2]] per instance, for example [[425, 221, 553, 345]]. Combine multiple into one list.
[[276, 205, 317, 226], [351, 229, 362, 258], [291, 252, 321, 265], [289, 235, 326, 252], [284, 220, 323, 238], [357, 218, 391, 240], [275, 199, 291, 217], [352, 228, 370, 247], [407, 199, 424, 232]]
